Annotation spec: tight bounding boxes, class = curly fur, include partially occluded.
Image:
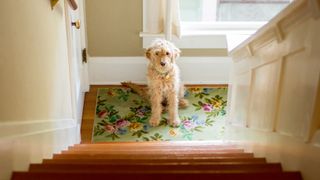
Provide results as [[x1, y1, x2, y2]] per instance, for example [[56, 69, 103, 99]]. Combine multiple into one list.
[[121, 81, 189, 109], [122, 39, 188, 127]]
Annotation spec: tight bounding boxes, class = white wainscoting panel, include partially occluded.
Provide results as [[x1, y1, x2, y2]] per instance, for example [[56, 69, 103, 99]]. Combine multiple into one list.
[[228, 71, 251, 127], [248, 60, 282, 131], [88, 57, 232, 85], [227, 0, 320, 179], [276, 49, 319, 138]]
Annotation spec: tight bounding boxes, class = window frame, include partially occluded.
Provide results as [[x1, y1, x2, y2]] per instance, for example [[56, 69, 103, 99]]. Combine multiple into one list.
[[140, 0, 290, 50]]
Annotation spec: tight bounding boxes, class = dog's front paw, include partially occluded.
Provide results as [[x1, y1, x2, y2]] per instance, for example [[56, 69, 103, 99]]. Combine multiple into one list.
[[169, 118, 181, 127], [149, 117, 160, 127]]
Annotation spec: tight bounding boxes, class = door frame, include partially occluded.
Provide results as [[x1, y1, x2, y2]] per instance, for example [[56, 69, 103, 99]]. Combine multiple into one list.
[[64, 0, 89, 131]]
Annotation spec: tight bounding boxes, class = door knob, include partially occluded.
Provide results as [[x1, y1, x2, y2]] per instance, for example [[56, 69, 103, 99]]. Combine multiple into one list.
[[71, 20, 80, 29]]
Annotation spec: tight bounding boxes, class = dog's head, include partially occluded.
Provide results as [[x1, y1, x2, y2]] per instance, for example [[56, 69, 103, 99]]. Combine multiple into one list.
[[145, 39, 181, 73]]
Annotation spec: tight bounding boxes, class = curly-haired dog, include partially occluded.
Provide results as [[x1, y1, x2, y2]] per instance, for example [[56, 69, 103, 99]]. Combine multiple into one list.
[[145, 39, 187, 127], [122, 39, 188, 127]]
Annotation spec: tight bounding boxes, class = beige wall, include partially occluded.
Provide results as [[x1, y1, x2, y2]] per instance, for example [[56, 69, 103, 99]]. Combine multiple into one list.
[[0, 1, 80, 179], [0, 0, 73, 121], [86, 0, 143, 56], [85, 0, 228, 57]]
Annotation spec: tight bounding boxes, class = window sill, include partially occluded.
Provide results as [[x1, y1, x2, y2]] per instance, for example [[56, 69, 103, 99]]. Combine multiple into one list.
[[140, 22, 266, 51], [140, 32, 227, 49]]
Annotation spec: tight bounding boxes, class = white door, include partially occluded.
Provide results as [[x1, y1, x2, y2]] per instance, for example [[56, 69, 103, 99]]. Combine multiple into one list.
[[65, 0, 89, 126]]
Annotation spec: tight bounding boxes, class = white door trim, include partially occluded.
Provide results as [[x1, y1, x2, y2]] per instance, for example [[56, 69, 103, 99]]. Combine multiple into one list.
[[64, 0, 88, 126]]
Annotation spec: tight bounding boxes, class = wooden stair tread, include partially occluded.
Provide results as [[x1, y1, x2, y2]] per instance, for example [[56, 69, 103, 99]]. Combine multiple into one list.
[[61, 149, 245, 154], [76, 141, 237, 147], [68, 146, 242, 150], [42, 157, 267, 164], [53, 153, 254, 159], [12, 171, 302, 180]]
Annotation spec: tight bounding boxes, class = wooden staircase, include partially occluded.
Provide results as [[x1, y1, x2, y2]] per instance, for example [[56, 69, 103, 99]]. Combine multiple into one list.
[[11, 141, 302, 180]]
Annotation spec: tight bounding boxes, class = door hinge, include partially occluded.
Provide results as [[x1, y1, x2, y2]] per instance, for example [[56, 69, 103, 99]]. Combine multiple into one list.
[[82, 48, 87, 63]]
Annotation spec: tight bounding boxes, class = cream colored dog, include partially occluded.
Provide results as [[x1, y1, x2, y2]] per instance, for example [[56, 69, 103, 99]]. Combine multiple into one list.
[[145, 39, 186, 127]]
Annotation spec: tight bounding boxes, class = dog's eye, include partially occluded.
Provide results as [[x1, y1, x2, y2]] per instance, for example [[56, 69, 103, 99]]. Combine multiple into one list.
[[155, 52, 159, 56], [166, 52, 170, 56]]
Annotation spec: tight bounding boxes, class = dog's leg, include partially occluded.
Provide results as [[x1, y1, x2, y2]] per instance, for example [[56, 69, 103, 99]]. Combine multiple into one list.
[[178, 84, 189, 109], [168, 91, 181, 127], [149, 89, 162, 127]]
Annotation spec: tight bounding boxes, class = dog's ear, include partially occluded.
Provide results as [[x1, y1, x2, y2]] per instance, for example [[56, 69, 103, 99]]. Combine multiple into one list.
[[145, 48, 152, 60], [170, 46, 181, 63], [167, 41, 181, 60], [173, 46, 181, 59]]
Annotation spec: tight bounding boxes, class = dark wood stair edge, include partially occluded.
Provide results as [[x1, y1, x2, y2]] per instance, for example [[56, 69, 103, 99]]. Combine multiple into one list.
[[28, 163, 283, 172], [11, 171, 303, 180], [41, 158, 267, 164]]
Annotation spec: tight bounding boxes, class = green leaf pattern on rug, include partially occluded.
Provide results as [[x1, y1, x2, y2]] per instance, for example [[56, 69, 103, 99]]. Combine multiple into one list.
[[93, 87, 228, 142]]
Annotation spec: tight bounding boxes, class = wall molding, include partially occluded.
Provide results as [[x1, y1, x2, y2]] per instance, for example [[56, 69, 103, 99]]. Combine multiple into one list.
[[0, 119, 77, 140], [231, 0, 311, 58], [88, 56, 232, 85], [0, 119, 79, 180]]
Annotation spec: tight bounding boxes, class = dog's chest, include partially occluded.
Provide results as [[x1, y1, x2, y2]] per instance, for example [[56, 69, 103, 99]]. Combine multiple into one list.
[[155, 75, 178, 94], [147, 67, 179, 93]]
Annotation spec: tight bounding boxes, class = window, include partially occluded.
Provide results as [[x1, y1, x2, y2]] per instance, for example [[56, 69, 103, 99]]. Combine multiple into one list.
[[179, 0, 292, 34], [180, 0, 291, 22], [178, 0, 292, 49], [141, 0, 293, 50]]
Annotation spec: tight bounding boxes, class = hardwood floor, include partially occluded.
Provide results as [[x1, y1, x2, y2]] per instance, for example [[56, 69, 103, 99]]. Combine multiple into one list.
[[80, 84, 228, 143]]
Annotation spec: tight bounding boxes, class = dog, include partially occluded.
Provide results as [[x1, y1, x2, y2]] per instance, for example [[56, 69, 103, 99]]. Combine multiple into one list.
[[122, 39, 188, 127], [145, 39, 187, 127]]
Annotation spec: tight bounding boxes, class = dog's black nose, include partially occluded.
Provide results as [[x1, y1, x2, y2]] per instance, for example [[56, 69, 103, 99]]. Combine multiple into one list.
[[160, 62, 166, 66]]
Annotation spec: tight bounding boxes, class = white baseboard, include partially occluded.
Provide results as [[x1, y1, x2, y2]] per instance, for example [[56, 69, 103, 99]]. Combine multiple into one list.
[[0, 119, 77, 139], [88, 56, 232, 85]]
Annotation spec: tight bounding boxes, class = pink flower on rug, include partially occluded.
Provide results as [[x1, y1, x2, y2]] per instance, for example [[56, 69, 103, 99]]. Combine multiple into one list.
[[136, 110, 145, 118], [115, 119, 130, 128], [98, 110, 108, 118], [182, 120, 194, 129], [104, 124, 117, 133], [202, 103, 213, 112]]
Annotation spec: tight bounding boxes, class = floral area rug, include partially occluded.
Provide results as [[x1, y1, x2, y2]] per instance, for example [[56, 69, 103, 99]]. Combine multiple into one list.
[[93, 87, 228, 142]]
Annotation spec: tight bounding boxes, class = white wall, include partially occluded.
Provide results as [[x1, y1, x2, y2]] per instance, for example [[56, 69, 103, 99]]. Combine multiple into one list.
[[226, 0, 320, 180], [0, 1, 79, 179]]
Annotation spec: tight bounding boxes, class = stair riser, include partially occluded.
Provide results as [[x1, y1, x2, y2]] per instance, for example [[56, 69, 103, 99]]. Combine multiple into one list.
[[29, 163, 282, 173]]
